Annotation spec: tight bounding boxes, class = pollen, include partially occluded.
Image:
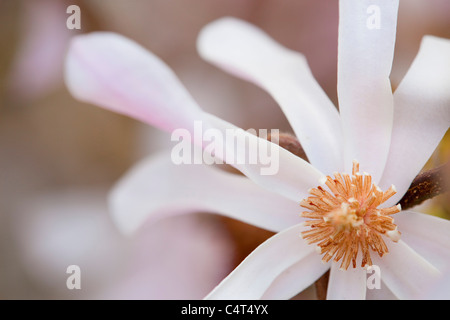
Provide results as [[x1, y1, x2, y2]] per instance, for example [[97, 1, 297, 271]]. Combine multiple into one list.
[[300, 160, 401, 270]]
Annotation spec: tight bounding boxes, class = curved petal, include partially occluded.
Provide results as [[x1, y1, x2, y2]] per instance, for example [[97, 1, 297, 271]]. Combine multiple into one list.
[[327, 262, 367, 300], [379, 36, 450, 204], [338, 0, 399, 182], [373, 240, 441, 299], [197, 17, 343, 174], [65, 32, 325, 203], [394, 211, 450, 271], [261, 252, 330, 300], [110, 151, 303, 234], [65, 32, 206, 134], [205, 114, 325, 202], [204, 223, 318, 300]]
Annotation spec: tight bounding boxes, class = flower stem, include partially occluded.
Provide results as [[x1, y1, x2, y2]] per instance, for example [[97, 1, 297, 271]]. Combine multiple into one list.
[[398, 161, 450, 210], [267, 131, 308, 160]]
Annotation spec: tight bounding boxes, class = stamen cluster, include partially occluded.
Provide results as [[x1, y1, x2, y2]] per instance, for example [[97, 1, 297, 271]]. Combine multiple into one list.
[[300, 161, 401, 270]]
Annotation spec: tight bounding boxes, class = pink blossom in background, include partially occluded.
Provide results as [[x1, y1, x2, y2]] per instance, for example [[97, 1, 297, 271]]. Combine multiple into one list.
[[13, 189, 234, 299], [7, 0, 75, 103]]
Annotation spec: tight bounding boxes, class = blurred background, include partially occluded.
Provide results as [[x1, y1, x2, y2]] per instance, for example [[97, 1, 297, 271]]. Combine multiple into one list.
[[0, 0, 449, 299]]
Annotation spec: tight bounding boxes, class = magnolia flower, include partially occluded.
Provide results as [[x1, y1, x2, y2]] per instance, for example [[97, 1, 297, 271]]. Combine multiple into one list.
[[65, 0, 450, 299]]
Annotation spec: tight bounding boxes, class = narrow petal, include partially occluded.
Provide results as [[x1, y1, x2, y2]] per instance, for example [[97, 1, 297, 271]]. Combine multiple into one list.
[[373, 240, 441, 299], [198, 17, 343, 174], [65, 32, 205, 134], [394, 211, 450, 271], [379, 36, 450, 204], [205, 114, 325, 202], [65, 32, 325, 203], [327, 262, 367, 300], [421, 270, 450, 299], [205, 224, 317, 300], [110, 151, 302, 234], [338, 0, 399, 182], [365, 280, 398, 300], [261, 252, 330, 300]]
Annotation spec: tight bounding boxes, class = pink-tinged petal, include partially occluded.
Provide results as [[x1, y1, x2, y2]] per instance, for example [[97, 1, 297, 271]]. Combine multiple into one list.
[[205, 114, 325, 202], [65, 32, 325, 202], [327, 263, 367, 300], [379, 36, 450, 204], [110, 151, 302, 235], [198, 17, 343, 174], [65, 32, 205, 134], [205, 224, 317, 300], [338, 0, 399, 182], [261, 251, 329, 300], [373, 240, 441, 299], [8, 0, 72, 102], [394, 211, 450, 271]]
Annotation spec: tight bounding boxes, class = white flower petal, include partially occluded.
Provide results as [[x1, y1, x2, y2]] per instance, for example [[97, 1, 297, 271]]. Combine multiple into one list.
[[65, 32, 325, 203], [110, 151, 302, 234], [65, 32, 205, 134], [205, 114, 325, 202], [205, 224, 316, 300], [365, 280, 398, 300], [394, 211, 450, 271], [197, 17, 343, 174], [373, 240, 441, 299], [261, 252, 330, 300], [380, 36, 450, 203], [327, 262, 367, 300], [338, 0, 399, 182], [421, 269, 450, 300]]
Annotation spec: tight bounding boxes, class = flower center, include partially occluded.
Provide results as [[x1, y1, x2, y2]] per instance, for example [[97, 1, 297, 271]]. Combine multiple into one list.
[[300, 160, 401, 270]]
